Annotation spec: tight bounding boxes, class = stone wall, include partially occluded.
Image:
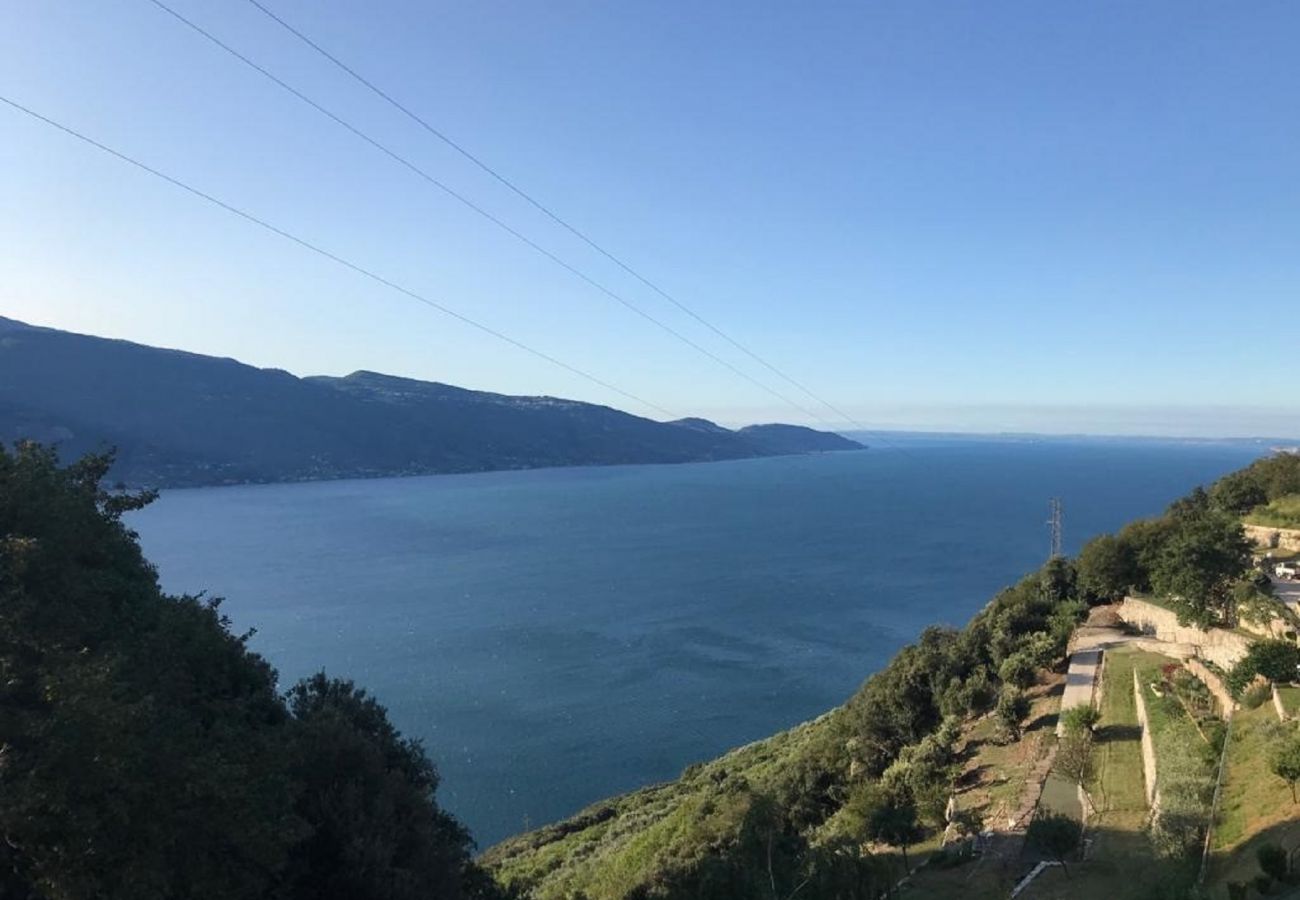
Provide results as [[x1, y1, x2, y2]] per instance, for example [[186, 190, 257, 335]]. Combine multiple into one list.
[[1239, 614, 1294, 641], [1185, 658, 1236, 718], [1116, 597, 1253, 670], [1245, 523, 1300, 552], [1133, 667, 1160, 811]]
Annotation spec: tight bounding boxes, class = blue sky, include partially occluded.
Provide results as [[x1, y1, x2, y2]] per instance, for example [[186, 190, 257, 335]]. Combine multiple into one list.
[[3, 2, 1298, 436]]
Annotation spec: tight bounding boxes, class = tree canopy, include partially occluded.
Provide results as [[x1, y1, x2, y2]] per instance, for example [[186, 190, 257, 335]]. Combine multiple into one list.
[[0, 443, 503, 900]]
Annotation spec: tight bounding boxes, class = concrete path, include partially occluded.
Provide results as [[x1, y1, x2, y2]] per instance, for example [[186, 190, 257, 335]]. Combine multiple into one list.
[[1056, 625, 1121, 734], [1057, 649, 1102, 733]]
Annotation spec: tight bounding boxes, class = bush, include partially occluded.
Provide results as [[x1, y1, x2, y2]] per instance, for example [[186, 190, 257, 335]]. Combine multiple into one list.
[[998, 652, 1037, 689], [1243, 681, 1272, 710], [995, 687, 1031, 742], [1060, 705, 1101, 734]]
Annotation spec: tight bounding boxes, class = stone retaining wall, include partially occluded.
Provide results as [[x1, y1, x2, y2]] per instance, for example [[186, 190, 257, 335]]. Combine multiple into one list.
[[1117, 597, 1253, 670], [1133, 667, 1160, 811], [1239, 614, 1295, 641], [1185, 658, 1236, 718], [1245, 523, 1300, 552]]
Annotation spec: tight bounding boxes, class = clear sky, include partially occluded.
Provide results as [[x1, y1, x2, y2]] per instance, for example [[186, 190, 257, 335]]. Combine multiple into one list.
[[3, 2, 1298, 436]]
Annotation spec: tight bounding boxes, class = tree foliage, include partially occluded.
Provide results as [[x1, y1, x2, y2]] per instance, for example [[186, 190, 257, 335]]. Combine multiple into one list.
[[843, 781, 922, 870], [1148, 511, 1252, 628], [1271, 733, 1300, 803], [1211, 454, 1300, 512], [0, 443, 502, 900], [1228, 640, 1300, 696], [995, 686, 1032, 742], [1076, 534, 1139, 603]]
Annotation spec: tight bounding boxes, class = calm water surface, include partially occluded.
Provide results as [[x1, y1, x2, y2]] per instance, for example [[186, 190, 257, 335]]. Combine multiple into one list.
[[130, 437, 1265, 845]]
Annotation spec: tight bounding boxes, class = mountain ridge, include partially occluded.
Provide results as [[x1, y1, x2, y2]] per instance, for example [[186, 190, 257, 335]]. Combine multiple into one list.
[[0, 317, 863, 487]]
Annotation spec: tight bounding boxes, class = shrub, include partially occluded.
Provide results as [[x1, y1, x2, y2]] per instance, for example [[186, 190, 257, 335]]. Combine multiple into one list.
[[1060, 705, 1101, 734], [995, 687, 1031, 742], [1243, 681, 1272, 710], [998, 652, 1037, 689]]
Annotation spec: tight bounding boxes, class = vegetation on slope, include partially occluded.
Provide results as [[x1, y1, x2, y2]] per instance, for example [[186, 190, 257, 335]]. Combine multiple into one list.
[[1246, 494, 1300, 530], [0, 443, 506, 900]]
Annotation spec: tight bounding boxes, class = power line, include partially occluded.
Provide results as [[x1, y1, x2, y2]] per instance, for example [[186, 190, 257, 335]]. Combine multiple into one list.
[[244, 0, 867, 431], [146, 0, 831, 428], [0, 95, 677, 419]]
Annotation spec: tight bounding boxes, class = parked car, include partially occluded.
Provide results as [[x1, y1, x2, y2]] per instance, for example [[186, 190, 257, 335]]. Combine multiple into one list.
[[1277, 562, 1299, 579]]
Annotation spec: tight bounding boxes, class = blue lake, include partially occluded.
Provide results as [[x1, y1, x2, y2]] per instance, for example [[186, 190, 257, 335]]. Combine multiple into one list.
[[129, 435, 1265, 846]]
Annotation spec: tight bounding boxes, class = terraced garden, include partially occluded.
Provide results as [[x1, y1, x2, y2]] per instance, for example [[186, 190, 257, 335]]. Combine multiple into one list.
[[1208, 702, 1300, 889]]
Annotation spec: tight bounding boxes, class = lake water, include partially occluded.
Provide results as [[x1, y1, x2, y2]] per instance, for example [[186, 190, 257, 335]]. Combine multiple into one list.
[[129, 435, 1265, 846]]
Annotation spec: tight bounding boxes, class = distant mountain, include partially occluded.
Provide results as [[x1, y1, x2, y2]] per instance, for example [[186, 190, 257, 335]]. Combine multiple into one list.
[[735, 423, 862, 455], [0, 317, 863, 487]]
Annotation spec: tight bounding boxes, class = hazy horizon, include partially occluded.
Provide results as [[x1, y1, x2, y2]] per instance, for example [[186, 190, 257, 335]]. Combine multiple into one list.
[[7, 311, 1298, 442]]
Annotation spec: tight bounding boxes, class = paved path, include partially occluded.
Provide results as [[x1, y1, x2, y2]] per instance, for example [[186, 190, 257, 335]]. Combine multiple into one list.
[[1056, 625, 1122, 734]]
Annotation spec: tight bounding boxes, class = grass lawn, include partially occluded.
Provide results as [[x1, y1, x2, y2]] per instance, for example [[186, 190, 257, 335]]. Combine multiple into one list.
[[1085, 648, 1154, 848], [1279, 685, 1300, 720], [1208, 701, 1300, 890]]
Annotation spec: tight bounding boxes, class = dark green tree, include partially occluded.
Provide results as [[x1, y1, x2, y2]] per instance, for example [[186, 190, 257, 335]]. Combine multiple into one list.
[[1229, 640, 1300, 695], [1148, 512, 1252, 628], [0, 444, 503, 900], [851, 783, 922, 872], [1075, 534, 1139, 602], [0, 444, 295, 900], [1210, 471, 1268, 515], [1038, 557, 1077, 604], [284, 674, 486, 900]]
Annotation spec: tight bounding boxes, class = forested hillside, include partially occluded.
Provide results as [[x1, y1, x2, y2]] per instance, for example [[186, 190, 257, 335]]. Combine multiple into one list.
[[0, 444, 506, 900], [0, 317, 862, 487]]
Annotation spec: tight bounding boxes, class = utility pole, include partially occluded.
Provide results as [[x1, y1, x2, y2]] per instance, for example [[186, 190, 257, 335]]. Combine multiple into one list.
[[1047, 498, 1063, 559]]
